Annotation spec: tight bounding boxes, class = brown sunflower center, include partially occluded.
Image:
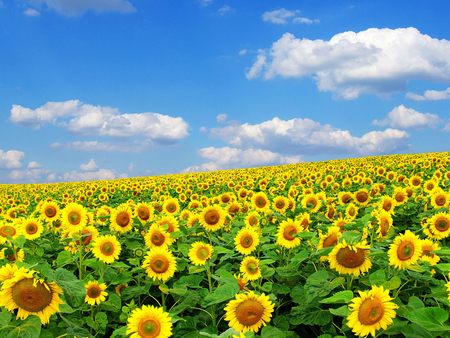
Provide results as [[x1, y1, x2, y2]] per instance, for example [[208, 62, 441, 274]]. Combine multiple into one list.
[[436, 196, 446, 206], [235, 299, 265, 326], [12, 278, 53, 313], [138, 318, 161, 338], [336, 247, 366, 268], [196, 247, 209, 260], [0, 226, 16, 238], [68, 211, 81, 225], [100, 242, 115, 256], [397, 241, 414, 261], [167, 204, 176, 213], [151, 232, 166, 246], [395, 193, 405, 203], [116, 212, 130, 227], [383, 202, 392, 211], [246, 262, 258, 275], [356, 192, 368, 203], [150, 255, 170, 273], [76, 229, 93, 246], [26, 223, 39, 235], [283, 225, 297, 241], [358, 297, 385, 326], [204, 210, 220, 225], [45, 206, 57, 217], [138, 207, 150, 220], [255, 197, 266, 208], [87, 285, 101, 298], [322, 233, 338, 248], [435, 218, 450, 231], [380, 219, 389, 237], [241, 235, 254, 248], [276, 201, 285, 209]]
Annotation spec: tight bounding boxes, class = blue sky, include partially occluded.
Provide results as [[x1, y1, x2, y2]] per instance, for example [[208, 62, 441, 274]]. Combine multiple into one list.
[[1, 0, 450, 183]]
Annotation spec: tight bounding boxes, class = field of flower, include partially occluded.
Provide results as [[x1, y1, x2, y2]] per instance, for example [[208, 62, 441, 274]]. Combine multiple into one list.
[[0, 152, 450, 338]]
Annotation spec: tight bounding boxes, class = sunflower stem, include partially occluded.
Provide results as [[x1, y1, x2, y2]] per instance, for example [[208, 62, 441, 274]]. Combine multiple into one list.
[[78, 241, 84, 280], [206, 259, 217, 327], [161, 290, 166, 310], [346, 275, 353, 291]]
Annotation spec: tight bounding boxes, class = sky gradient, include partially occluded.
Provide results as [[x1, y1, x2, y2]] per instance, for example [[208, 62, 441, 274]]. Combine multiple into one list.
[[1, 0, 450, 184]]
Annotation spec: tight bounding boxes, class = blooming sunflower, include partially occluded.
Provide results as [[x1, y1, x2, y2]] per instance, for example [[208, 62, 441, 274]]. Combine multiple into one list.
[[91, 235, 122, 264], [430, 188, 449, 209], [347, 285, 399, 337], [155, 215, 180, 234], [251, 192, 271, 213], [224, 291, 274, 333], [234, 273, 249, 292], [126, 304, 172, 338], [0, 264, 24, 282], [240, 256, 261, 281], [424, 212, 450, 240], [420, 239, 440, 265], [272, 196, 289, 214], [375, 210, 393, 238], [328, 240, 372, 276], [162, 198, 180, 215], [0, 221, 22, 245], [301, 194, 321, 213], [354, 189, 371, 207], [110, 205, 134, 234], [388, 230, 422, 270], [317, 226, 342, 261], [0, 248, 25, 263], [142, 247, 177, 282], [21, 217, 44, 240], [0, 269, 64, 324], [85, 280, 108, 306], [188, 241, 214, 266], [244, 211, 260, 228], [345, 203, 359, 220], [198, 205, 227, 231], [61, 202, 88, 235], [144, 224, 173, 249], [234, 227, 260, 255], [276, 219, 302, 249], [40, 201, 60, 223]]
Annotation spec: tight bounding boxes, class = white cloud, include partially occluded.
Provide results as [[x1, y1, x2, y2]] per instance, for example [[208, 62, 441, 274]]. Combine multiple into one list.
[[198, 0, 212, 7], [292, 17, 319, 24], [59, 169, 128, 182], [218, 5, 231, 15], [11, 100, 190, 147], [0, 150, 25, 169], [50, 139, 179, 152], [443, 123, 450, 132], [217, 114, 227, 124], [24, 8, 41, 16], [372, 105, 442, 129], [129, 163, 135, 172], [239, 49, 247, 56], [27, 161, 44, 169], [182, 146, 301, 173], [9, 168, 55, 183], [203, 117, 411, 156], [247, 27, 450, 99], [37, 0, 136, 17], [80, 159, 99, 171], [406, 87, 450, 101], [262, 8, 300, 24]]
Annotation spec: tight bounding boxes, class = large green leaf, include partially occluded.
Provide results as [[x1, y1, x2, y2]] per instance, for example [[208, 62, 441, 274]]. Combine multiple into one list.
[[0, 315, 41, 338], [54, 268, 86, 308], [320, 290, 353, 304], [406, 307, 450, 331]]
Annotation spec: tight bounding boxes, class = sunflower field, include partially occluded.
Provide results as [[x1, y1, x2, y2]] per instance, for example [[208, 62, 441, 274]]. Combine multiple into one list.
[[1, 152, 450, 338]]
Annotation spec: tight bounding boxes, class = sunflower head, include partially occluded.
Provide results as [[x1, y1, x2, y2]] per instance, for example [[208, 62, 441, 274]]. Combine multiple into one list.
[[188, 242, 214, 266], [126, 304, 172, 338], [234, 227, 260, 255], [328, 240, 372, 276], [142, 247, 177, 282]]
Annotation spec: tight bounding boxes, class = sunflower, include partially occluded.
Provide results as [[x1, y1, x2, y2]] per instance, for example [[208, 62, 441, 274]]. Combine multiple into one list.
[[317, 226, 342, 261], [272, 196, 289, 214], [188, 241, 214, 266], [110, 205, 134, 234], [70, 225, 99, 250], [234, 227, 260, 255], [353, 189, 370, 207], [420, 239, 440, 265], [379, 196, 396, 214], [198, 205, 227, 231], [224, 291, 274, 333], [61, 202, 88, 235], [338, 191, 353, 206], [91, 235, 122, 264], [234, 273, 249, 292], [244, 211, 260, 228], [155, 215, 180, 234], [19, 217, 43, 240], [430, 189, 449, 209], [301, 194, 321, 213], [133, 202, 154, 226], [85, 280, 108, 306], [186, 213, 200, 228], [126, 304, 172, 338], [328, 240, 372, 276], [347, 285, 398, 338], [325, 204, 337, 221], [0, 269, 64, 324], [240, 256, 261, 281], [145, 224, 173, 249], [0, 221, 22, 245], [142, 247, 177, 282], [345, 203, 359, 220], [375, 210, 393, 238], [0, 248, 25, 263], [424, 213, 450, 240], [388, 230, 422, 270], [162, 198, 180, 215], [251, 192, 270, 213], [276, 219, 302, 249]]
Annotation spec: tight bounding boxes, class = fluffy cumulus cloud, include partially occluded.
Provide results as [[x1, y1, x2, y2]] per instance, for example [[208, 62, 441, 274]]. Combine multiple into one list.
[[9, 168, 56, 184], [80, 159, 99, 171], [0, 150, 25, 169], [59, 169, 128, 182], [261, 8, 318, 25], [27, 161, 44, 169], [24, 8, 41, 16], [246, 27, 450, 99], [372, 105, 442, 129], [11, 100, 190, 150], [36, 0, 136, 17], [406, 87, 450, 101], [203, 117, 411, 156], [182, 147, 302, 173]]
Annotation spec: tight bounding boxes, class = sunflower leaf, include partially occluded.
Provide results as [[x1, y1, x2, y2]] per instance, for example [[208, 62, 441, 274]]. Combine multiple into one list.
[[0, 315, 41, 338], [406, 307, 450, 331], [54, 268, 87, 308]]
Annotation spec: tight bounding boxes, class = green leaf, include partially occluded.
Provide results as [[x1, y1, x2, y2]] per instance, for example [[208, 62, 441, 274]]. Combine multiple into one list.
[[406, 307, 450, 331], [111, 326, 128, 338], [291, 250, 309, 264], [173, 275, 204, 289], [170, 291, 202, 316], [202, 283, 239, 307], [320, 290, 354, 304], [369, 269, 386, 286], [436, 263, 450, 272], [56, 251, 75, 268], [261, 282, 273, 292], [54, 268, 86, 308], [59, 314, 94, 338], [100, 293, 121, 313], [261, 326, 286, 338], [0, 315, 41, 338], [289, 307, 332, 326], [121, 284, 151, 301], [0, 312, 11, 326], [329, 305, 352, 317], [383, 276, 401, 290]]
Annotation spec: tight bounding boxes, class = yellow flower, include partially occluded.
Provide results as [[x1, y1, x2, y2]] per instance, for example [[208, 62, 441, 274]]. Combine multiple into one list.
[[0, 221, 22, 245], [272, 195, 289, 214], [142, 247, 177, 282], [126, 304, 172, 338], [301, 194, 321, 213], [276, 219, 301, 249], [91, 235, 121, 264], [188, 242, 214, 266], [21, 217, 44, 240], [251, 192, 270, 213], [198, 205, 227, 231], [424, 212, 450, 240], [61, 203, 88, 235], [317, 226, 342, 261], [144, 224, 173, 249], [347, 285, 398, 337], [162, 198, 180, 215], [354, 189, 371, 206], [234, 227, 260, 255], [420, 239, 440, 265], [240, 256, 261, 281], [85, 280, 108, 306], [40, 201, 60, 223], [110, 205, 134, 234], [0, 248, 25, 263], [328, 240, 372, 277], [0, 269, 64, 325], [224, 291, 274, 333], [388, 230, 422, 270]]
